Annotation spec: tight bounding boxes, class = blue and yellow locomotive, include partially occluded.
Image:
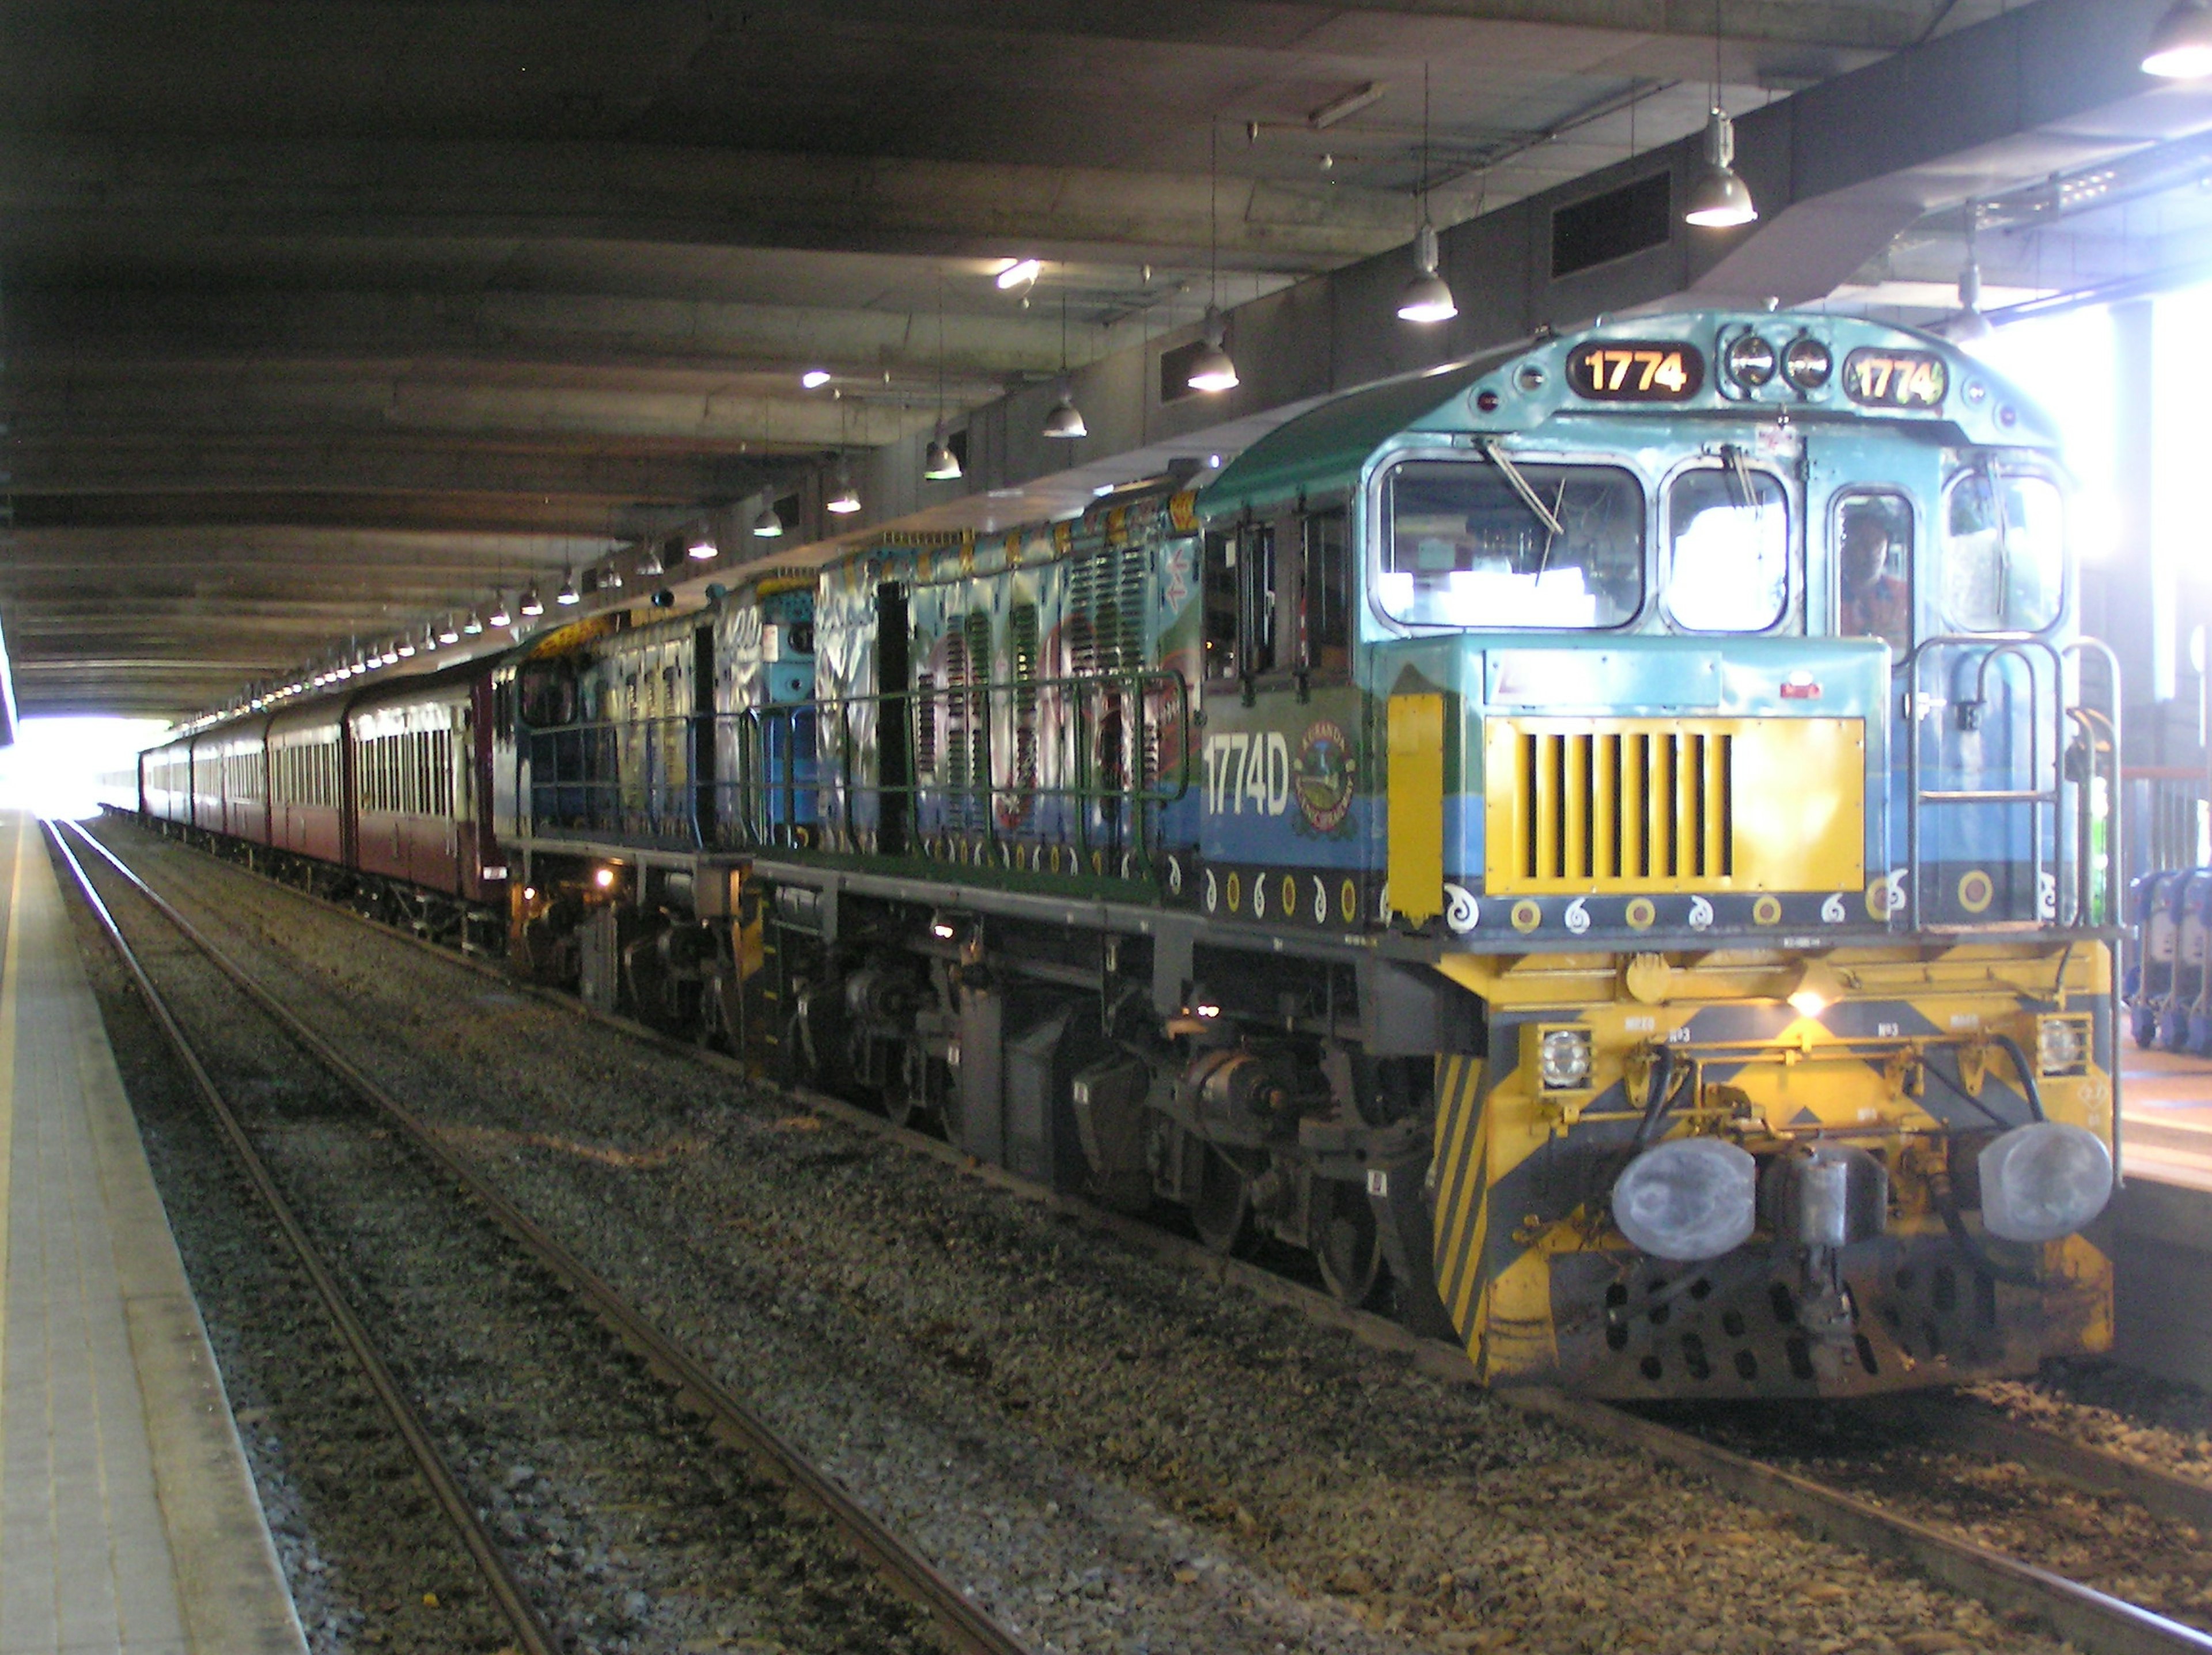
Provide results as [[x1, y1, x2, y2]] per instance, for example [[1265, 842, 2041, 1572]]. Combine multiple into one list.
[[491, 307, 2123, 1399]]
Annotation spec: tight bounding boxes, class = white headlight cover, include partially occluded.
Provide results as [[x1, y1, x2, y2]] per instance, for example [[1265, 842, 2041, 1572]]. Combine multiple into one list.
[[1612, 1138, 1758, 1262], [1979, 1120, 2113, 1243]]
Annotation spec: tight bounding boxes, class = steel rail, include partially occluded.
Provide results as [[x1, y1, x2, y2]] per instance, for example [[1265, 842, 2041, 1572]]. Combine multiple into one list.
[[1894, 1396, 2212, 1536], [62, 819, 1033, 1655], [101, 813, 2212, 1655], [44, 822, 562, 1655]]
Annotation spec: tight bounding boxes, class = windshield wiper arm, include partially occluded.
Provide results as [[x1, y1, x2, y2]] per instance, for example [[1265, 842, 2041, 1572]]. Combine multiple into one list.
[[1479, 439, 1565, 541]]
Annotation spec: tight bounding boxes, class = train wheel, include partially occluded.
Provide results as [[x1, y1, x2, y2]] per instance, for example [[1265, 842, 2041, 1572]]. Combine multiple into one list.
[[1315, 1180, 1384, 1308], [882, 1041, 933, 1131], [1190, 1145, 1251, 1255]]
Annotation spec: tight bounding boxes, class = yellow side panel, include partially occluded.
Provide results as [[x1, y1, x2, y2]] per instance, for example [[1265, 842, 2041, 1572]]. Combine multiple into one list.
[[1484, 715, 1864, 894], [1388, 693, 1446, 923]]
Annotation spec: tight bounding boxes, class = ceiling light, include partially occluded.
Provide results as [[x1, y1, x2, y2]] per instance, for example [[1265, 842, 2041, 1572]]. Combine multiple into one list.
[[924, 426, 962, 480], [1041, 381, 1086, 439], [1187, 305, 1238, 393], [396, 634, 416, 657], [519, 586, 544, 618], [687, 532, 718, 561], [380, 642, 400, 665], [827, 463, 862, 514], [420, 626, 438, 652], [752, 502, 784, 537], [2146, 0, 2212, 75], [801, 368, 832, 389], [1684, 109, 1758, 228], [1954, 261, 1995, 342], [438, 617, 461, 644], [464, 609, 486, 635], [555, 573, 579, 605], [1397, 221, 1457, 324], [599, 561, 623, 590], [487, 594, 512, 627], [994, 257, 1043, 289], [639, 541, 664, 577]]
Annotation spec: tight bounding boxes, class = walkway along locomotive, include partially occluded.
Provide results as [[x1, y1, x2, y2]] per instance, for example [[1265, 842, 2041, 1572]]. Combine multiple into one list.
[[142, 309, 2124, 1400]]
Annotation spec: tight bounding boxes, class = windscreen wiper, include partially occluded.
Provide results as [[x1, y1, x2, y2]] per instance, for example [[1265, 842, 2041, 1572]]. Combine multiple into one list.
[[1479, 439, 1566, 543]]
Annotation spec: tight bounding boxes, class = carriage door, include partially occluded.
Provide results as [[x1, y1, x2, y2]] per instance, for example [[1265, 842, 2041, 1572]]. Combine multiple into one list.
[[1196, 500, 1362, 931], [1905, 463, 2069, 926]]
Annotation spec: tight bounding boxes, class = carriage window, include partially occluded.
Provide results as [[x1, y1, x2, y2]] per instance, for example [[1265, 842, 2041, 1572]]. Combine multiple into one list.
[[1664, 461, 1789, 633], [1944, 467, 2063, 633], [1301, 507, 1350, 676], [1380, 459, 1643, 629], [1836, 490, 1914, 655]]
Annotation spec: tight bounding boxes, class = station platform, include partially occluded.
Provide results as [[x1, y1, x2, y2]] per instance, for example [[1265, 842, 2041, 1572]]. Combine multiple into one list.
[[2119, 1047, 2212, 1191], [0, 813, 304, 1655]]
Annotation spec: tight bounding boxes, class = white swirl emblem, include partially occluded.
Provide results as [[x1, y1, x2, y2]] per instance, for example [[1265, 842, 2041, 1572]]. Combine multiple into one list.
[[1687, 896, 1715, 931], [1444, 883, 1479, 934], [1312, 879, 1329, 924], [1253, 877, 1268, 919], [1564, 897, 1591, 934], [1203, 868, 1218, 914], [1820, 892, 1846, 924], [1168, 855, 1184, 897]]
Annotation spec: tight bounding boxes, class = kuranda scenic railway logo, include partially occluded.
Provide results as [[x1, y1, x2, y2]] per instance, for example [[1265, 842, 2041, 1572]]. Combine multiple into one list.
[[1291, 718, 1356, 835]]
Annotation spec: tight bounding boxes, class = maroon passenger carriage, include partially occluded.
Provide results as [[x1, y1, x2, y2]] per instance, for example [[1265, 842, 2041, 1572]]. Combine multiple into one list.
[[137, 658, 509, 949]]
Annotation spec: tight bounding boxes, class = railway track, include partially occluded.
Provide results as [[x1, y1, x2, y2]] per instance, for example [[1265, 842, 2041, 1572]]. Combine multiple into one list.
[[56, 817, 1033, 1655], [94, 812, 2212, 1655]]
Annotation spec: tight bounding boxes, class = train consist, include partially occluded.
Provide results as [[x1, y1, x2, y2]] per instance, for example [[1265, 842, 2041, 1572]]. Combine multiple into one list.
[[141, 308, 2124, 1399]]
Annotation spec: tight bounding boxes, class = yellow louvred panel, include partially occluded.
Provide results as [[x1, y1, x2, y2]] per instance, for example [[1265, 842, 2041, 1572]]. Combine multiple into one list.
[[1388, 693, 1446, 923], [1483, 716, 1863, 894]]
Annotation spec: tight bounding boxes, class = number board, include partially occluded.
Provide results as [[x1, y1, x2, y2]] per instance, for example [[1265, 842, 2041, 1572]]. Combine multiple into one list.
[[1842, 348, 1946, 410], [1565, 340, 1705, 402]]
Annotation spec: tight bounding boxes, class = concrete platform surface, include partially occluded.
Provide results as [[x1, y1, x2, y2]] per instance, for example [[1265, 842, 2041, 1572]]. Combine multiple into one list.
[[0, 813, 305, 1655], [2119, 1046, 2212, 1191]]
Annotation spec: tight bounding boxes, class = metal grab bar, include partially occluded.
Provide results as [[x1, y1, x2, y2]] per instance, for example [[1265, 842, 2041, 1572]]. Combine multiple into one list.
[[1893, 628, 2115, 929]]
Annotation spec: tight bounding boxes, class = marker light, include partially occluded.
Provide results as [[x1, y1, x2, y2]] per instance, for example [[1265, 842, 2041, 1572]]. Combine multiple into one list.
[[1725, 332, 1777, 386], [1787, 960, 1844, 1019], [1537, 1027, 1593, 1089]]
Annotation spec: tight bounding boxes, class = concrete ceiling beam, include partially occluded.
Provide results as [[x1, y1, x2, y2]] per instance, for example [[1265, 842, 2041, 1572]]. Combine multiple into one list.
[[0, 137, 1419, 268]]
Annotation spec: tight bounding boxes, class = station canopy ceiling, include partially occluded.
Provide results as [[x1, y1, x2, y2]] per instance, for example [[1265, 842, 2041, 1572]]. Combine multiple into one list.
[[0, 0, 2020, 718]]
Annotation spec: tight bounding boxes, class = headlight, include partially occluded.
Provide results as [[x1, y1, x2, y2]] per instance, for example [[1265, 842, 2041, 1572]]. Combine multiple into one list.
[[1979, 1120, 2112, 1243], [2035, 1015, 2091, 1076], [1782, 335, 1833, 390], [1612, 1138, 1758, 1262], [1725, 332, 1777, 387], [1538, 1027, 1593, 1090]]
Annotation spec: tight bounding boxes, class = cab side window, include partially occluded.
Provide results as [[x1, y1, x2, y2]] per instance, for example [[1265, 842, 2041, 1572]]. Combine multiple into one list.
[[1835, 489, 1914, 657], [1301, 506, 1350, 677]]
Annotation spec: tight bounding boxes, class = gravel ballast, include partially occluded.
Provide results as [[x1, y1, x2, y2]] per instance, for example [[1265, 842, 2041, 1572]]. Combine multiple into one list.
[[80, 818, 2116, 1655]]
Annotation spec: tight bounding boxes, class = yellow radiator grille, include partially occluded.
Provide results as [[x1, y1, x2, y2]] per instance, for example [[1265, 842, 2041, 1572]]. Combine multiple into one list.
[[1484, 717, 1865, 896]]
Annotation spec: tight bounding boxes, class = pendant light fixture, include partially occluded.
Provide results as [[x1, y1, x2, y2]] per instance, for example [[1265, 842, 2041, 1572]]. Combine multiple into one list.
[[1685, 7, 1757, 228], [1043, 287, 1087, 438], [1397, 65, 1458, 324], [2145, 0, 2212, 76], [827, 457, 862, 514], [555, 570, 580, 606], [1188, 120, 1239, 394], [439, 616, 461, 644], [639, 539, 665, 577], [519, 585, 544, 618], [600, 559, 623, 591], [687, 528, 718, 561], [380, 640, 400, 665], [925, 279, 963, 479], [396, 632, 417, 657], [753, 499, 785, 537], [1953, 208, 1995, 342], [464, 608, 486, 635]]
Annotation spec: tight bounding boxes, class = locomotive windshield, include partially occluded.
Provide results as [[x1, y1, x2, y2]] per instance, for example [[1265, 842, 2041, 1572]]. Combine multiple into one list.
[[1663, 459, 1789, 633], [1378, 458, 1643, 629], [1943, 465, 2063, 632]]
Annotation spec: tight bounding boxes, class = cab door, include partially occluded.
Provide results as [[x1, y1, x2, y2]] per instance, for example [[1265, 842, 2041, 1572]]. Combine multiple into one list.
[[1195, 498, 1370, 933]]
